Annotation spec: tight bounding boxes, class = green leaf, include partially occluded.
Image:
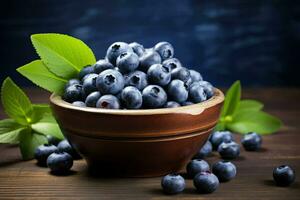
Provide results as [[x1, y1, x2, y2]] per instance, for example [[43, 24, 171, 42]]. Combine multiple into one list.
[[31, 104, 52, 123], [1, 77, 33, 125], [227, 110, 282, 135], [31, 33, 96, 79], [17, 60, 67, 94], [19, 130, 47, 160], [214, 122, 226, 131], [220, 80, 241, 117], [0, 119, 25, 144], [31, 122, 64, 139], [237, 99, 264, 112]]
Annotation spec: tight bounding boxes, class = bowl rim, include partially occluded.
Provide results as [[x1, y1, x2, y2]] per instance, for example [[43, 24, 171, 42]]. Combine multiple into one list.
[[50, 88, 224, 116]]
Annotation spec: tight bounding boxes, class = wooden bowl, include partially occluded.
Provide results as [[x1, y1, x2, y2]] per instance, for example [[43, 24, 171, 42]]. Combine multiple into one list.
[[50, 88, 224, 177]]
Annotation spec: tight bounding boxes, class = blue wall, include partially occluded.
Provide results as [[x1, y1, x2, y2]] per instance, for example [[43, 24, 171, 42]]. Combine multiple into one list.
[[0, 0, 299, 87]]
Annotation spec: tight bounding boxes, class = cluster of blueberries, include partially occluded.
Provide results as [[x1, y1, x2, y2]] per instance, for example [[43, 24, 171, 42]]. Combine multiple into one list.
[[63, 41, 214, 109], [161, 131, 296, 194], [34, 135, 81, 174]]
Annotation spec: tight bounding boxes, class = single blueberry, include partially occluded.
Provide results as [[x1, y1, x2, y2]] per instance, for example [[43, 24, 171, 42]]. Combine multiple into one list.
[[124, 71, 148, 90], [162, 58, 182, 72], [96, 69, 125, 94], [47, 152, 73, 175], [116, 52, 139, 74], [129, 42, 145, 57], [273, 165, 296, 186], [190, 70, 203, 82], [167, 80, 188, 103], [171, 67, 191, 83], [35, 144, 58, 166], [72, 101, 86, 107], [154, 41, 174, 61], [193, 172, 219, 194], [194, 141, 213, 159], [161, 173, 185, 194], [85, 91, 101, 107], [96, 95, 120, 109], [142, 85, 167, 108], [93, 59, 114, 74], [63, 84, 83, 103], [138, 49, 162, 72], [147, 64, 171, 86], [212, 161, 237, 182], [241, 132, 262, 151], [46, 135, 61, 146], [78, 65, 94, 80], [186, 159, 210, 178], [65, 79, 80, 89], [121, 86, 143, 109], [164, 101, 181, 108], [218, 141, 240, 159], [57, 140, 81, 159], [209, 131, 234, 150], [197, 81, 214, 98], [181, 101, 194, 106], [82, 73, 98, 95], [189, 82, 207, 103], [106, 42, 133, 65]]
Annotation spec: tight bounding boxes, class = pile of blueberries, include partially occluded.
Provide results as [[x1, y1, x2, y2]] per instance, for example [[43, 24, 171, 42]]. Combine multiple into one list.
[[63, 41, 214, 109], [161, 131, 296, 194], [34, 135, 81, 174]]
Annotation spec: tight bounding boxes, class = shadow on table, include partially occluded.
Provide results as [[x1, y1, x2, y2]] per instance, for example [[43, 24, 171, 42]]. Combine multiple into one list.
[[262, 179, 300, 190]]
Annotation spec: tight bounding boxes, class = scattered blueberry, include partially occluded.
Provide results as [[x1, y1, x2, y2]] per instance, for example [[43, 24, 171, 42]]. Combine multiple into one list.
[[47, 152, 73, 175], [218, 141, 240, 159], [106, 42, 133, 65], [57, 140, 81, 159], [82, 73, 98, 95], [210, 131, 234, 150], [193, 172, 219, 194], [93, 59, 114, 74], [189, 82, 207, 103], [78, 65, 94, 80], [241, 132, 262, 151], [96, 69, 125, 94], [34, 144, 58, 166], [138, 49, 162, 72], [116, 52, 139, 73], [154, 41, 174, 61], [164, 101, 180, 108], [142, 85, 167, 108], [96, 95, 120, 109], [147, 64, 171, 86], [167, 80, 188, 103], [161, 173, 185, 194], [212, 161, 237, 182], [46, 135, 61, 146], [124, 71, 148, 90], [72, 101, 86, 107], [85, 91, 101, 107], [273, 165, 296, 187], [186, 159, 210, 178], [121, 86, 143, 109], [190, 70, 203, 82], [63, 84, 83, 103], [194, 141, 213, 159], [129, 42, 145, 57]]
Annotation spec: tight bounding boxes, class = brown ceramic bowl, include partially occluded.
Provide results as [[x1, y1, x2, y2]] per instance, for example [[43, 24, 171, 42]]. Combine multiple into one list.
[[50, 88, 224, 177]]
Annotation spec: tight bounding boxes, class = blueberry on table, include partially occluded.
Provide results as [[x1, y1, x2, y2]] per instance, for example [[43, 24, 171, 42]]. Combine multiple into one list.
[[218, 141, 240, 159], [72, 101, 86, 107], [47, 152, 73, 175], [82, 73, 98, 95], [161, 173, 185, 195], [138, 49, 162, 72], [190, 70, 203, 82], [57, 140, 81, 159], [197, 81, 214, 98], [46, 135, 61, 146], [147, 64, 171, 86], [241, 132, 262, 151], [162, 58, 182, 72], [34, 144, 58, 166], [167, 80, 189, 103], [65, 79, 80, 89], [193, 171, 219, 194], [116, 52, 139, 74], [106, 42, 133, 65], [124, 71, 148, 90], [85, 91, 101, 107], [189, 82, 207, 103], [164, 101, 181, 108], [96, 69, 125, 95], [154, 41, 174, 61], [186, 159, 210, 178], [96, 95, 121, 109], [78, 65, 94, 80], [93, 59, 114, 74], [63, 84, 84, 103], [181, 101, 194, 106], [129, 42, 145, 57], [194, 141, 213, 159], [209, 131, 234, 150], [273, 165, 296, 186], [212, 161, 237, 182], [142, 85, 167, 108], [121, 86, 143, 109]]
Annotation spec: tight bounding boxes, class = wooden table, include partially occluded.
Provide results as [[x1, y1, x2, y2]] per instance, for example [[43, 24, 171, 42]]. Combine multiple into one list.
[[0, 88, 299, 199]]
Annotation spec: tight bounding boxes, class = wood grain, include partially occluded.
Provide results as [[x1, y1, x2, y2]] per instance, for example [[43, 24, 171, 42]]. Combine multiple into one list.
[[0, 88, 299, 199]]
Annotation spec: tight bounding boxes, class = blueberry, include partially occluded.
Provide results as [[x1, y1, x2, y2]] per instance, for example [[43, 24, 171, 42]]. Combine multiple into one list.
[[121, 86, 143, 109], [218, 141, 240, 159], [181, 101, 194, 106], [124, 71, 148, 90], [186, 159, 210, 178], [161, 173, 185, 194], [65, 79, 80, 89], [194, 141, 213, 159], [189, 82, 207, 103], [197, 81, 214, 98], [138, 49, 162, 72], [57, 140, 81, 159], [72, 101, 86, 107], [273, 165, 296, 186], [63, 84, 83, 103], [193, 172, 219, 194], [46, 135, 61, 146], [167, 80, 188, 103], [116, 52, 139, 73], [96, 69, 125, 94], [162, 58, 182, 71], [164, 101, 181, 108], [147, 64, 171, 86], [209, 131, 234, 150], [85, 91, 101, 107], [96, 95, 120, 109], [154, 41, 174, 61], [93, 59, 114, 74], [142, 85, 167, 108], [82, 73, 98, 95], [171, 67, 190, 83], [34, 144, 58, 166], [78, 65, 94, 80], [241, 132, 262, 151], [212, 161, 237, 182], [129, 42, 145, 57], [106, 42, 133, 65], [47, 152, 73, 175], [190, 70, 203, 82]]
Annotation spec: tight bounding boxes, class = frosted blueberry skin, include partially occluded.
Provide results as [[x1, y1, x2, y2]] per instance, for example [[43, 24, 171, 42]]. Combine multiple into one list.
[[193, 172, 219, 194], [63, 84, 84, 103], [147, 64, 171, 86], [194, 141, 213, 159], [116, 52, 140, 74], [65, 79, 80, 89], [85, 91, 101, 107], [181, 101, 194, 106], [93, 59, 114, 74], [129, 42, 145, 57], [142, 85, 167, 108], [96, 95, 121, 109], [138, 49, 162, 72], [47, 152, 73, 175], [218, 141, 240, 159], [273, 165, 296, 187], [57, 140, 81, 159], [78, 65, 94, 80], [161, 173, 185, 194], [210, 131, 234, 150], [34, 144, 58, 167], [82, 73, 98, 95], [154, 41, 174, 61], [171, 67, 191, 83], [124, 71, 148, 91], [121, 86, 143, 109], [163, 58, 182, 72], [189, 83, 207, 103], [212, 161, 237, 182], [190, 70, 203, 82], [72, 101, 86, 107], [197, 81, 214, 98], [106, 42, 133, 65], [241, 132, 262, 151], [96, 69, 125, 95], [167, 79, 189, 103], [164, 101, 181, 108], [46, 135, 62, 146], [186, 159, 210, 178]]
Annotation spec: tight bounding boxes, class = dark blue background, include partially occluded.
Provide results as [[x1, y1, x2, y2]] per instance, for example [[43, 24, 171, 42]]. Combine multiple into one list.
[[0, 0, 299, 87]]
